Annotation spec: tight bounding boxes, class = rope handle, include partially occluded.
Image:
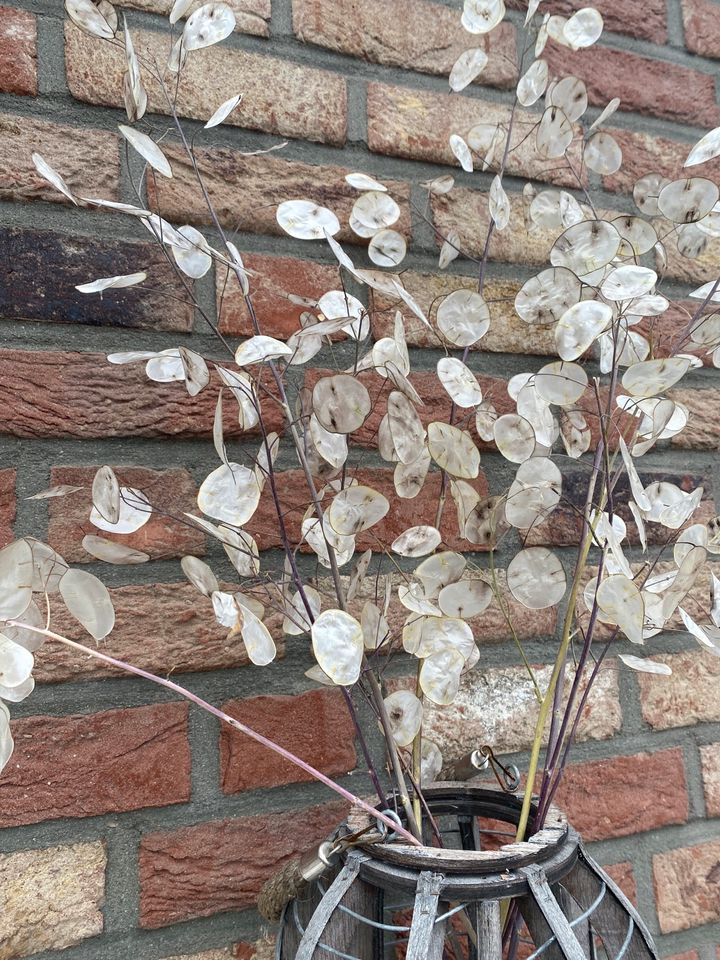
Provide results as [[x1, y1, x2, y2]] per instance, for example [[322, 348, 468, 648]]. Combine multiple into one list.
[[257, 809, 402, 921]]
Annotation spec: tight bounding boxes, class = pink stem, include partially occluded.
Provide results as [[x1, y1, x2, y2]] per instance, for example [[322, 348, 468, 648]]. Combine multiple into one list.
[[10, 622, 421, 847]]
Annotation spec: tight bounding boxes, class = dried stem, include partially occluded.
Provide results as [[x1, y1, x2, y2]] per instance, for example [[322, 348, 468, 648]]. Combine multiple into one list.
[[11, 620, 420, 847]]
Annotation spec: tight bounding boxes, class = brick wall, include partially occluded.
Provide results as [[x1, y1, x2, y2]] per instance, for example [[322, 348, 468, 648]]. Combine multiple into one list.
[[0, 1, 719, 959]]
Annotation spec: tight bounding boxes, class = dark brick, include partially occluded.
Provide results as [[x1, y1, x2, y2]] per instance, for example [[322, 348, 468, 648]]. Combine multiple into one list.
[[0, 229, 193, 332]]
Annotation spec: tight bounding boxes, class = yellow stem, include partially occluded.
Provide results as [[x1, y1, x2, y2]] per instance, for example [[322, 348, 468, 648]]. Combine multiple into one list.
[[412, 660, 423, 831], [514, 508, 604, 842]]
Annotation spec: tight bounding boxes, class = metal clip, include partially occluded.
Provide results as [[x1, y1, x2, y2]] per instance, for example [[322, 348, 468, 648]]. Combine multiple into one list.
[[451, 745, 520, 793], [298, 840, 340, 883], [374, 808, 403, 842]]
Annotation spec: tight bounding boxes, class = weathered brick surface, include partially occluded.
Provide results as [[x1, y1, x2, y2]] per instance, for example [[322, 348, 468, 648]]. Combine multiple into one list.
[[0, 6, 36, 95], [47, 466, 204, 561], [293, 0, 517, 87], [653, 837, 720, 932], [541, 0, 667, 42], [370, 271, 557, 356], [338, 568, 557, 645], [700, 742, 720, 817], [148, 145, 411, 244], [682, 0, 720, 58], [139, 801, 346, 927], [0, 350, 283, 440], [65, 23, 346, 146], [0, 229, 193, 331], [370, 271, 558, 355], [0, 468, 15, 546], [0, 114, 119, 205], [544, 42, 720, 128], [124, 0, 270, 37], [661, 228, 720, 287], [367, 83, 580, 188], [578, 562, 714, 640], [638, 650, 720, 730], [639, 301, 715, 366], [0, 842, 105, 958], [0, 704, 190, 826], [248, 466, 489, 552], [432, 189, 556, 266], [554, 749, 688, 841], [160, 951, 235, 960], [602, 126, 720, 196], [669, 388, 720, 449], [234, 944, 276, 960], [388, 661, 621, 764], [220, 689, 357, 793], [37, 582, 276, 684], [526, 469, 714, 548], [303, 367, 514, 454], [604, 862, 637, 905], [218, 253, 339, 337]]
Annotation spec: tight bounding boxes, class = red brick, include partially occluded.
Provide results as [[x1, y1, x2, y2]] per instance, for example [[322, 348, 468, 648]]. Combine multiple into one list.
[[663, 953, 699, 960], [248, 466, 488, 553], [293, 0, 517, 87], [37, 582, 284, 684], [148, 145, 411, 245], [0, 350, 283, 440], [0, 704, 190, 826], [124, 0, 270, 37], [638, 650, 720, 730], [701, 743, 720, 817], [160, 951, 236, 960], [367, 83, 581, 188], [544, 43, 720, 128], [0, 228, 193, 331], [139, 801, 346, 927], [47, 465, 204, 561], [654, 837, 720, 932], [553, 749, 688, 842], [220, 689, 356, 793], [0, 468, 15, 546], [350, 569, 557, 644], [506, 0, 666, 42], [637, 301, 715, 367], [683, 0, 720, 58], [669, 388, 720, 450], [65, 22, 346, 146], [604, 862, 637, 905], [0, 7, 36, 95], [0, 114, 119, 205], [218, 253, 339, 337], [602, 126, 720, 196], [233, 942, 276, 960], [303, 366, 514, 455], [0, 842, 105, 957]]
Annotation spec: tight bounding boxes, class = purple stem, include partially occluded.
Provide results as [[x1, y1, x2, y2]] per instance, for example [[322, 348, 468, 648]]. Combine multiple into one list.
[[15, 621, 419, 846]]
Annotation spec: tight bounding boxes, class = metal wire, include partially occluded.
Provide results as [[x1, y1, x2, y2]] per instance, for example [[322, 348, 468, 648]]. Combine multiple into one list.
[[292, 895, 367, 960], [614, 916, 635, 960], [524, 881, 608, 960]]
